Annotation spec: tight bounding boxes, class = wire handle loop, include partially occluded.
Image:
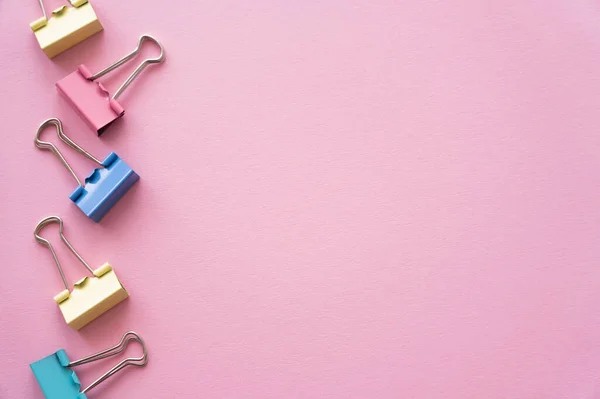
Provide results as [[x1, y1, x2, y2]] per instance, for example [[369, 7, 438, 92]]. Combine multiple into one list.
[[89, 35, 166, 100], [34, 118, 102, 186], [69, 331, 149, 393], [34, 216, 94, 291]]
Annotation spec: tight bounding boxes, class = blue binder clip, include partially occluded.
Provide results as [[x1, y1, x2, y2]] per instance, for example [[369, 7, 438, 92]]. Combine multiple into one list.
[[31, 331, 148, 399], [35, 118, 139, 222]]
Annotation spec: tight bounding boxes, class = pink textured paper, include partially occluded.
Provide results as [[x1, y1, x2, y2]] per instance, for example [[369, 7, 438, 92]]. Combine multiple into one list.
[[2, 0, 600, 398]]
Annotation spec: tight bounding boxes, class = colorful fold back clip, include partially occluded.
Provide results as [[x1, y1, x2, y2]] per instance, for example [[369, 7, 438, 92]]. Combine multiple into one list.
[[34, 118, 139, 222], [31, 331, 148, 399], [56, 34, 166, 135], [30, 0, 103, 58], [34, 216, 129, 329]]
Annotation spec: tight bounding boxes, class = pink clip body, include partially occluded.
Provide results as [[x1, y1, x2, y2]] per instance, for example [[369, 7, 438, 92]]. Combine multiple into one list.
[[56, 65, 125, 135]]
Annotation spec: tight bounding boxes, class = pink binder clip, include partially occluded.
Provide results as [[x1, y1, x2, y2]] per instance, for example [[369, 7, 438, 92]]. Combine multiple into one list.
[[56, 35, 166, 135]]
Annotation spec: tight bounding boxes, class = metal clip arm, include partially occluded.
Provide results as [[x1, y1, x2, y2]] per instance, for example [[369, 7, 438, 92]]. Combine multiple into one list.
[[69, 331, 149, 394], [34, 118, 102, 186], [34, 216, 94, 291], [89, 35, 166, 100]]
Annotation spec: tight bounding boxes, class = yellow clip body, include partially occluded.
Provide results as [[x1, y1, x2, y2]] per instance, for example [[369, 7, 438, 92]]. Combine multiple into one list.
[[54, 263, 128, 330], [30, 0, 103, 59]]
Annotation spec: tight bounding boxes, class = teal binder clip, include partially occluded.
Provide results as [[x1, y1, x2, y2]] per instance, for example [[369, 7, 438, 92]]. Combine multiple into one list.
[[30, 332, 148, 399], [34, 118, 139, 223], [30, 349, 85, 398]]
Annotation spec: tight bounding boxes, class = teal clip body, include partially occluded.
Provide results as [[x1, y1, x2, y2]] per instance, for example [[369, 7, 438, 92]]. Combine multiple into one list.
[[30, 350, 87, 399]]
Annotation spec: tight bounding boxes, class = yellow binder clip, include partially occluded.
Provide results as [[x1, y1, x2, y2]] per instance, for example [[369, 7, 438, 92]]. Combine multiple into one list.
[[30, 0, 103, 58], [34, 216, 129, 330]]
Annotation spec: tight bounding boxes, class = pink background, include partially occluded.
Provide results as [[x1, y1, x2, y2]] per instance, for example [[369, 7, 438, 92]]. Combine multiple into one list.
[[2, 0, 600, 398]]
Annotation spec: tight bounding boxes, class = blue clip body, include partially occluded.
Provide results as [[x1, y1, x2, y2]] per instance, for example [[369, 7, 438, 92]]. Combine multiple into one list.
[[30, 349, 87, 399], [69, 152, 139, 223]]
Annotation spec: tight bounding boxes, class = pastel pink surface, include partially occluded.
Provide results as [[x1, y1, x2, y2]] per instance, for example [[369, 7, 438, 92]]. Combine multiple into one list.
[[56, 65, 124, 134], [2, 0, 600, 398]]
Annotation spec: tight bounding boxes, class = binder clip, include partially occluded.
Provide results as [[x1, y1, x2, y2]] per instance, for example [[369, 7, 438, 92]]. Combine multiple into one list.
[[34, 216, 129, 330], [30, 0, 103, 59], [31, 331, 148, 399], [35, 118, 139, 223], [56, 35, 166, 135]]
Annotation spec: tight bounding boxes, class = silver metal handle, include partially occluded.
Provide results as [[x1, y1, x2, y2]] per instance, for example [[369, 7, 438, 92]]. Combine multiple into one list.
[[34, 118, 102, 187], [34, 216, 94, 291], [69, 331, 149, 394], [89, 35, 166, 100]]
